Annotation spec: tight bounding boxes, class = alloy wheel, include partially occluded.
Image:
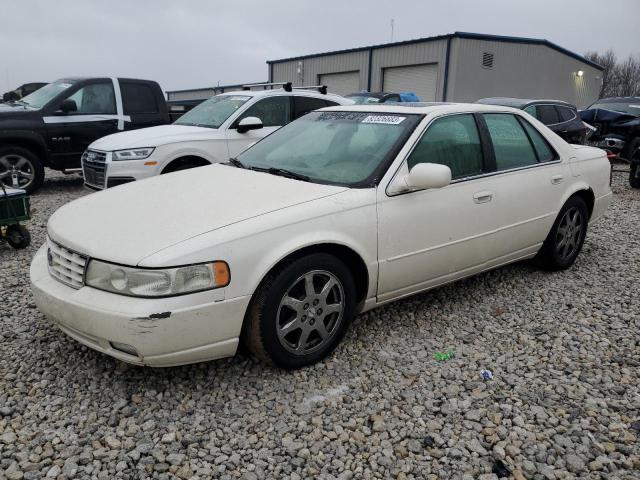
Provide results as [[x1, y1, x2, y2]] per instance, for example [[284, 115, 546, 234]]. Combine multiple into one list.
[[276, 270, 345, 355], [0, 154, 35, 189], [555, 206, 583, 261]]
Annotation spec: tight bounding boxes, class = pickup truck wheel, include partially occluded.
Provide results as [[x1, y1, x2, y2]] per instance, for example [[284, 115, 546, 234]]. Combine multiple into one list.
[[535, 196, 589, 271], [243, 253, 356, 369], [0, 146, 44, 193]]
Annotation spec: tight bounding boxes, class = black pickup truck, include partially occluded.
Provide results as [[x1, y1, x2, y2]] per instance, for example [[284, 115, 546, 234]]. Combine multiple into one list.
[[0, 77, 170, 192]]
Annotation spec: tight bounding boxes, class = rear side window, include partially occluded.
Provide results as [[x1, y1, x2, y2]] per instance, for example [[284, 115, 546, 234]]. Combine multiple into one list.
[[407, 114, 484, 179], [484, 114, 538, 170], [557, 106, 576, 122], [121, 83, 158, 114], [536, 105, 559, 125], [293, 96, 333, 119], [523, 105, 537, 118], [519, 118, 556, 162], [236, 96, 290, 127]]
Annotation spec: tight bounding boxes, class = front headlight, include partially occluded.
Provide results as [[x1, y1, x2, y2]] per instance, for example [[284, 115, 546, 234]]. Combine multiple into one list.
[[85, 260, 230, 297], [112, 147, 155, 161]]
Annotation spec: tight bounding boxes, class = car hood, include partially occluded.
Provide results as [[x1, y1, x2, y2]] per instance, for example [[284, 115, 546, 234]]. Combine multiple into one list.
[[47, 164, 348, 266], [90, 124, 224, 150], [0, 102, 36, 117]]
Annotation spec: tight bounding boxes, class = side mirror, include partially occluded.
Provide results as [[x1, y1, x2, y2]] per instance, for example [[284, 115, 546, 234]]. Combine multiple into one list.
[[58, 99, 78, 114], [236, 116, 263, 134], [405, 163, 451, 190]]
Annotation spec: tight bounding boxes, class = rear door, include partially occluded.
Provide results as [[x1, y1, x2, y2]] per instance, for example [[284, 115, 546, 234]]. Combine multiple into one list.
[[119, 80, 165, 130], [225, 95, 291, 157], [44, 80, 120, 168], [555, 105, 584, 144], [479, 113, 567, 264]]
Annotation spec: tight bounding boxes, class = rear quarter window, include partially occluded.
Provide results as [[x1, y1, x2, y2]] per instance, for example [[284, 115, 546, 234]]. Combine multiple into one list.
[[121, 83, 159, 114], [557, 106, 576, 122]]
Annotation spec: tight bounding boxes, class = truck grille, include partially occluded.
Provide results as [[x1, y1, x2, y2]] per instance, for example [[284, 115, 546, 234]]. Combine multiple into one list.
[[47, 237, 88, 289], [82, 150, 107, 189]]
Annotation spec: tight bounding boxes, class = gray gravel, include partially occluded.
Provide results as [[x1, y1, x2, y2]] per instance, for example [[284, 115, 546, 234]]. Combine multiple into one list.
[[1, 169, 639, 480]]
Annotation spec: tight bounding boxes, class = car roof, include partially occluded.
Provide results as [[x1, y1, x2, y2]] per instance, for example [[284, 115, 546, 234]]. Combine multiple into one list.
[[477, 97, 575, 108], [319, 102, 524, 115], [218, 88, 351, 103], [594, 97, 640, 103]]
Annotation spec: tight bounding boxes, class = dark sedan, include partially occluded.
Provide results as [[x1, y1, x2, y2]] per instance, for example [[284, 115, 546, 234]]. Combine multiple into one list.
[[477, 98, 588, 144]]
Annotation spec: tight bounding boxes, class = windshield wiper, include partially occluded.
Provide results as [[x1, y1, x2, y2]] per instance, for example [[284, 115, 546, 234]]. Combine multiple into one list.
[[265, 167, 310, 182], [226, 157, 246, 169]]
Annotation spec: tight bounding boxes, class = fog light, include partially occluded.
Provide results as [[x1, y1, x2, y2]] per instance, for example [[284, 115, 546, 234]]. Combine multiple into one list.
[[110, 342, 138, 357]]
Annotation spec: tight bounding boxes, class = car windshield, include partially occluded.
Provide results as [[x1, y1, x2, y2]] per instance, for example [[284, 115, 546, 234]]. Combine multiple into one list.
[[20, 80, 75, 109], [588, 101, 640, 116], [237, 111, 420, 187], [174, 94, 252, 128], [346, 95, 382, 105]]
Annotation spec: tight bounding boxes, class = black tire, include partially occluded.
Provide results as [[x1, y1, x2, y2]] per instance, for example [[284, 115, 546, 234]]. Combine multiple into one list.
[[0, 146, 45, 194], [6, 224, 31, 249], [621, 137, 640, 162], [631, 162, 640, 189], [535, 196, 589, 271], [243, 253, 356, 369]]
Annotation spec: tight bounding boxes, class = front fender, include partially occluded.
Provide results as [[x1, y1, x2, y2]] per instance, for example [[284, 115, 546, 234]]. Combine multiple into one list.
[[155, 143, 224, 170]]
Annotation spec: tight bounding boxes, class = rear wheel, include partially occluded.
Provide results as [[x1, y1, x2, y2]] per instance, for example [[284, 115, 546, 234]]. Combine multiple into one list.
[[5, 224, 31, 249], [535, 196, 589, 271], [0, 146, 44, 194], [243, 253, 356, 369], [631, 162, 640, 189]]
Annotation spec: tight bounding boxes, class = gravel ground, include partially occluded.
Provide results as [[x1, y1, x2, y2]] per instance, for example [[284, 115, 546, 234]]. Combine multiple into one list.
[[1, 169, 639, 480]]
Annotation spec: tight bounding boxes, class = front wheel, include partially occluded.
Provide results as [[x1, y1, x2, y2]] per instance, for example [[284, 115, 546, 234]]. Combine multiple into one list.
[[535, 196, 589, 271], [243, 253, 356, 369]]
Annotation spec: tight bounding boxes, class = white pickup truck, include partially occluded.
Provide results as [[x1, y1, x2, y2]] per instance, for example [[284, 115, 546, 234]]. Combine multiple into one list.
[[82, 85, 352, 189]]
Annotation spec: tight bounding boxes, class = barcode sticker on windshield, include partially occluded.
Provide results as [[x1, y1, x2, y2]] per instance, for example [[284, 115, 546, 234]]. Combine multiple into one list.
[[362, 115, 406, 125]]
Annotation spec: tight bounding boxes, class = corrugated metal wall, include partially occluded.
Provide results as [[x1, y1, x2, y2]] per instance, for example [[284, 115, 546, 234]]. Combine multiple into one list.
[[167, 89, 216, 102], [271, 50, 370, 89], [370, 39, 448, 97], [448, 38, 602, 108]]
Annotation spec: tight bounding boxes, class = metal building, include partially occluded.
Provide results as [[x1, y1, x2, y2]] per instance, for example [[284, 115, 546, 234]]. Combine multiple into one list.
[[268, 32, 603, 108]]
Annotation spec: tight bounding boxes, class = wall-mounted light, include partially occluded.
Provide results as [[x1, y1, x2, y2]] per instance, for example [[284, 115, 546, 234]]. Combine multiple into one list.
[[576, 70, 584, 77]]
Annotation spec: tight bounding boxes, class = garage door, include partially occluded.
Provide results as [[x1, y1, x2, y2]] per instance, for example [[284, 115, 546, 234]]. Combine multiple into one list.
[[382, 64, 439, 101], [319, 71, 360, 96]]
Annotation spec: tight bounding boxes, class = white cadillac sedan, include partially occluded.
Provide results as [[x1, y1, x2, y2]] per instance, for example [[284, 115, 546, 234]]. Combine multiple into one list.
[[30, 103, 612, 369]]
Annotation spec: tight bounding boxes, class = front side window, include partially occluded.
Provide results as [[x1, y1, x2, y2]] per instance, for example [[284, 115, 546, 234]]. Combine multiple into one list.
[[536, 105, 559, 125], [20, 80, 77, 110], [236, 96, 290, 127], [237, 111, 420, 186], [407, 114, 484, 179], [64, 83, 116, 114], [484, 113, 538, 170], [174, 94, 251, 128]]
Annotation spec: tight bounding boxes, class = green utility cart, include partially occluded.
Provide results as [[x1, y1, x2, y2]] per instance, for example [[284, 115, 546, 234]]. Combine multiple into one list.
[[0, 184, 31, 249]]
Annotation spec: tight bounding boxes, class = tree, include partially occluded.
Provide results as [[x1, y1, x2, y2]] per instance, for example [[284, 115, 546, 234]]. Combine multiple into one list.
[[585, 50, 640, 98]]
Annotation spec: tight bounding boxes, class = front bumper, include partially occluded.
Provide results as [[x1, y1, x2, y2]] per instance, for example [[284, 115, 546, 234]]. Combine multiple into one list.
[[30, 245, 251, 367], [83, 150, 163, 190]]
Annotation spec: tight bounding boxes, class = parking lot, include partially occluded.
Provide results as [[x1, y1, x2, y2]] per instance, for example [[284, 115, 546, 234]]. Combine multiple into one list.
[[0, 169, 636, 480]]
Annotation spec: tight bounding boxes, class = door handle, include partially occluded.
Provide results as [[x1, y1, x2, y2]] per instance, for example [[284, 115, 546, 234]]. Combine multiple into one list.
[[473, 191, 493, 204], [551, 174, 564, 185]]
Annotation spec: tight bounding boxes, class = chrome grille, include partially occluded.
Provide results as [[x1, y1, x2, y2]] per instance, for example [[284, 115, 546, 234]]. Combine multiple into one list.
[[82, 150, 107, 189], [47, 238, 88, 289]]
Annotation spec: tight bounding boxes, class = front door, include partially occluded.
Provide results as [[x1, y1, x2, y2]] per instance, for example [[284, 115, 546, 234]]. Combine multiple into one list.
[[377, 113, 497, 301], [225, 96, 291, 158], [44, 81, 120, 169]]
